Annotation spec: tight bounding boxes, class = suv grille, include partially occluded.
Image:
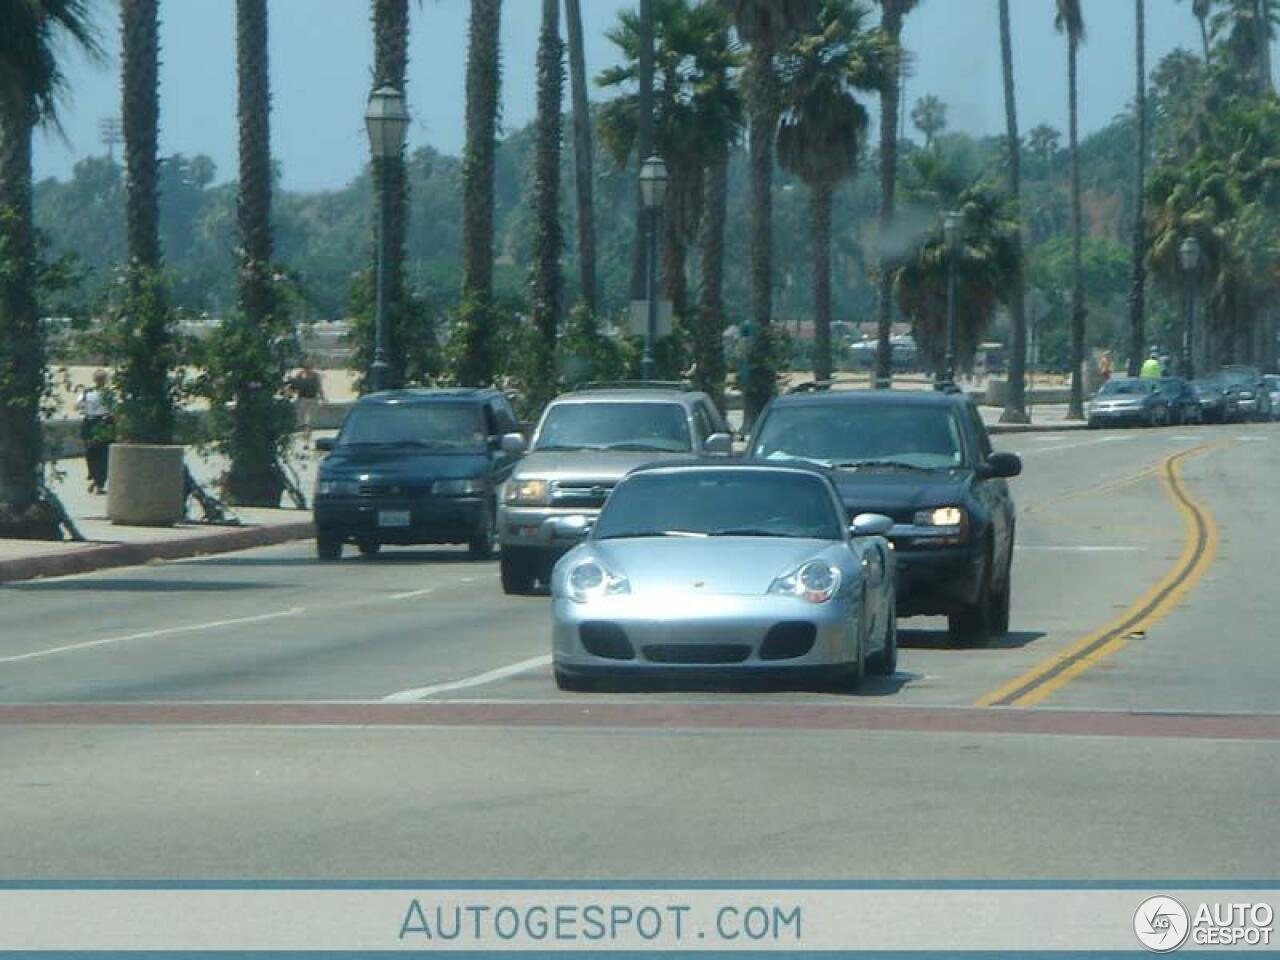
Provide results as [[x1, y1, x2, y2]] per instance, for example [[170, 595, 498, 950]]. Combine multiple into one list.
[[552, 480, 616, 509]]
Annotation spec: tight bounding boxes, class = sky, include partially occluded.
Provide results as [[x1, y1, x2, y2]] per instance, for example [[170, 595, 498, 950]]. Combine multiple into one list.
[[30, 0, 1262, 194]]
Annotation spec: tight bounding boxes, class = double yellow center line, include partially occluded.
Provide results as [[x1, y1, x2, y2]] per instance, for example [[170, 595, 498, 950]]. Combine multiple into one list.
[[977, 443, 1221, 708]]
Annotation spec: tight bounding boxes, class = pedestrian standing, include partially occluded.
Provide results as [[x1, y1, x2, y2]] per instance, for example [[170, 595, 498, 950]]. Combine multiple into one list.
[[76, 369, 114, 494]]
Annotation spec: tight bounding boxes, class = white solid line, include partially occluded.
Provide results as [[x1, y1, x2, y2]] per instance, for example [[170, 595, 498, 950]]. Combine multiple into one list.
[[1019, 436, 1129, 456], [383, 654, 553, 703], [387, 588, 435, 601], [0, 608, 304, 665]]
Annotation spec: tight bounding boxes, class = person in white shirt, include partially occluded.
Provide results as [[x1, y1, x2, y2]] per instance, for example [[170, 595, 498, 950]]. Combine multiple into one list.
[[76, 369, 114, 493]]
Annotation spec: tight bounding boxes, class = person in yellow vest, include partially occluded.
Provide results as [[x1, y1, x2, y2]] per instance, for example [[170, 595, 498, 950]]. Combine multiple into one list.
[[1140, 349, 1162, 379]]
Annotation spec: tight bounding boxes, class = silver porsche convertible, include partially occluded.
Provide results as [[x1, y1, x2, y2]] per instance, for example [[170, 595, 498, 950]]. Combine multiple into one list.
[[549, 461, 898, 691]]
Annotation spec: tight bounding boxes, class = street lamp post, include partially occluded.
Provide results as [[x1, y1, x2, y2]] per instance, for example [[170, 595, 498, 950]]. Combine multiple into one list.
[[364, 85, 410, 393], [1179, 235, 1201, 380], [942, 210, 963, 389], [638, 155, 668, 381]]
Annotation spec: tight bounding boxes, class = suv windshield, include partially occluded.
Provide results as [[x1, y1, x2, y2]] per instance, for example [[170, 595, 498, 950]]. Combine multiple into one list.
[[1098, 379, 1153, 396], [534, 401, 691, 452], [337, 403, 486, 449], [751, 404, 964, 470], [593, 470, 843, 541]]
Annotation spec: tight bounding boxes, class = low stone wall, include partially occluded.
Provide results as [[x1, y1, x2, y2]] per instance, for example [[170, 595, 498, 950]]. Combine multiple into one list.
[[984, 378, 1073, 407]]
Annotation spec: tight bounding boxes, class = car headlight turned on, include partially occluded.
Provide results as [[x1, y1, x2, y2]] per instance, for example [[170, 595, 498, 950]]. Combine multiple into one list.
[[433, 477, 488, 496], [316, 479, 360, 497], [504, 478, 549, 506], [770, 560, 842, 604], [911, 506, 969, 546], [567, 559, 631, 604]]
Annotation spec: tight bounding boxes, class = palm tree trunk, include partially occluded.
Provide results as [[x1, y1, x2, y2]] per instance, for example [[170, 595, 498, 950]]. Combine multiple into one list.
[[564, 0, 598, 315], [373, 0, 410, 386], [1255, 0, 1274, 95], [226, 0, 282, 506], [629, 0, 655, 302], [661, 205, 687, 325], [119, 0, 172, 444], [530, 0, 563, 407], [697, 151, 729, 406], [744, 41, 778, 423], [0, 96, 44, 526], [1126, 0, 1148, 377], [460, 0, 502, 385], [811, 182, 833, 383], [998, 0, 1028, 422], [874, 7, 904, 390], [1067, 36, 1086, 420], [1197, 13, 1210, 63]]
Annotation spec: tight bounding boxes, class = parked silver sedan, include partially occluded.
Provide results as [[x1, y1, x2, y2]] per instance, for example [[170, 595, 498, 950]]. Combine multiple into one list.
[[550, 461, 897, 691]]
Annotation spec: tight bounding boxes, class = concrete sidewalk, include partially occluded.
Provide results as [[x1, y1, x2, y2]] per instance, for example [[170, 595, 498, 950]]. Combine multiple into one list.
[[0, 437, 323, 585]]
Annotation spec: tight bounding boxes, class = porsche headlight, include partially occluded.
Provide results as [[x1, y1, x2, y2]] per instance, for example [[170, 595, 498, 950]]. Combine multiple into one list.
[[504, 478, 550, 506], [911, 506, 969, 545], [769, 560, 842, 604], [567, 559, 631, 604]]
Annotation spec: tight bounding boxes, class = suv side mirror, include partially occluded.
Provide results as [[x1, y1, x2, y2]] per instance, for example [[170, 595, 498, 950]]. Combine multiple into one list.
[[315, 437, 335, 453], [981, 451, 1022, 479], [850, 513, 894, 538], [500, 432, 528, 455], [704, 432, 733, 455]]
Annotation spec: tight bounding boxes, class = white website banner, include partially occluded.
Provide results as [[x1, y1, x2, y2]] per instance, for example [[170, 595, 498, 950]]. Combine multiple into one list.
[[0, 887, 1275, 953]]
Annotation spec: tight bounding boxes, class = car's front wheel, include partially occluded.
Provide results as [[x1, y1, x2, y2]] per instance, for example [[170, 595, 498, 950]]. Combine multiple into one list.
[[949, 547, 993, 646], [500, 547, 537, 594], [316, 532, 343, 562], [866, 605, 898, 677]]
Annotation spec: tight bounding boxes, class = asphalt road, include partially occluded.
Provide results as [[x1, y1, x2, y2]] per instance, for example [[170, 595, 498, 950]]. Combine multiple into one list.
[[1, 424, 1276, 879]]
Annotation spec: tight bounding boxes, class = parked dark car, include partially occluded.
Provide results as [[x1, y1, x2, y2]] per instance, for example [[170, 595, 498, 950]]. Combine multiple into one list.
[[1086, 378, 1171, 428], [1156, 377, 1204, 426], [1191, 377, 1242, 423], [1214, 365, 1272, 421], [747, 389, 1021, 645], [312, 389, 523, 561]]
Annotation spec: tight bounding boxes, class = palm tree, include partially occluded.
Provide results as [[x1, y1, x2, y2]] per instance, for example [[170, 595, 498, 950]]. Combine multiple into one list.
[[372, 0, 409, 386], [599, 0, 742, 326], [910, 93, 946, 148], [696, 147, 730, 404], [564, 0, 598, 315], [997, 0, 1028, 423], [222, 0, 284, 506], [1181, 0, 1214, 62], [0, 1, 100, 535], [1026, 123, 1061, 178], [1211, 0, 1278, 96], [118, 0, 173, 444], [529, 0, 563, 409], [457, 0, 502, 386], [1126, 0, 1148, 377], [777, 0, 888, 382], [720, 0, 821, 423], [872, 0, 921, 391], [1056, 0, 1086, 420]]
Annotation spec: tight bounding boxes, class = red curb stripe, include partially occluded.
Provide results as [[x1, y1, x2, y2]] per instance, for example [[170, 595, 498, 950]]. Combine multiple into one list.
[[0, 701, 1275, 740], [0, 522, 314, 585]]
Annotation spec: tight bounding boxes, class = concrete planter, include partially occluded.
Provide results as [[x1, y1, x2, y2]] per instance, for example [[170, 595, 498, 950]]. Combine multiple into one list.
[[106, 443, 186, 527]]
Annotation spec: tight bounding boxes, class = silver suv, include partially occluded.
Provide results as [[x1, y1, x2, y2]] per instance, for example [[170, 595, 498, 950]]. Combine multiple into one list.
[[497, 384, 733, 593]]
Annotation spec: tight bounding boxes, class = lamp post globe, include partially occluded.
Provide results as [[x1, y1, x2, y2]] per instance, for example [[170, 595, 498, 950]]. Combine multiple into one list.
[[364, 86, 409, 393]]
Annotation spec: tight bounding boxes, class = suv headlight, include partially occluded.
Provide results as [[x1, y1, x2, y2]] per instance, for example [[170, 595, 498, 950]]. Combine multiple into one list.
[[769, 560, 842, 604], [316, 479, 360, 497], [911, 506, 969, 545], [433, 477, 488, 496], [567, 559, 630, 603], [504, 478, 550, 506]]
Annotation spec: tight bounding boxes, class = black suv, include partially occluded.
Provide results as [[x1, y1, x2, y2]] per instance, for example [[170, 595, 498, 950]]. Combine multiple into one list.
[[748, 389, 1021, 644], [313, 389, 523, 561]]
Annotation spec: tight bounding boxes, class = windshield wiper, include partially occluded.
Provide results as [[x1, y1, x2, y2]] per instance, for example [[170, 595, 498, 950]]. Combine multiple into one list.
[[708, 527, 797, 538], [832, 459, 936, 472], [597, 529, 707, 540], [602, 442, 684, 452], [533, 444, 604, 452]]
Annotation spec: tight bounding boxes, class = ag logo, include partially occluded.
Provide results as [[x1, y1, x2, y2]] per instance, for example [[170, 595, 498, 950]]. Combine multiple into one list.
[[1134, 896, 1190, 953]]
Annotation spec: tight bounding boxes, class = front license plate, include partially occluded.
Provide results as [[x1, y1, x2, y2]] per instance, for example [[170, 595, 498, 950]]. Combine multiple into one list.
[[378, 510, 411, 528]]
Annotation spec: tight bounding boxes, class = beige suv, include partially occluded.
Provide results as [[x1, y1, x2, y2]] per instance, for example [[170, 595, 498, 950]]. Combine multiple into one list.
[[496, 385, 732, 593]]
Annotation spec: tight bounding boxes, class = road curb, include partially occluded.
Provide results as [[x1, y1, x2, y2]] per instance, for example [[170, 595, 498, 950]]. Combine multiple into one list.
[[987, 422, 1089, 435], [0, 520, 315, 585]]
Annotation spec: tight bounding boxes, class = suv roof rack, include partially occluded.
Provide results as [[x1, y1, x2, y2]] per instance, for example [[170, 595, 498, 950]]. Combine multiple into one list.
[[785, 379, 835, 395], [572, 380, 692, 392]]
